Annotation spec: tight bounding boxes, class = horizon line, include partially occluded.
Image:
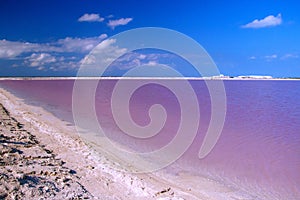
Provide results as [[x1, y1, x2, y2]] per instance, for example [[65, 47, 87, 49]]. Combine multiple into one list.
[[0, 76, 300, 81]]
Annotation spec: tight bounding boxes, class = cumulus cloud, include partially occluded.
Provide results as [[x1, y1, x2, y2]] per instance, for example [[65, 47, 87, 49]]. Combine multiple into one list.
[[0, 34, 175, 74], [80, 48, 175, 76], [80, 55, 96, 65], [26, 53, 56, 68], [242, 13, 282, 29], [0, 34, 109, 71], [138, 54, 146, 60], [78, 13, 132, 29], [57, 34, 107, 53], [102, 50, 176, 74], [78, 13, 104, 22], [146, 61, 159, 66], [107, 18, 133, 29], [0, 40, 39, 58], [84, 38, 127, 66], [0, 34, 107, 59]]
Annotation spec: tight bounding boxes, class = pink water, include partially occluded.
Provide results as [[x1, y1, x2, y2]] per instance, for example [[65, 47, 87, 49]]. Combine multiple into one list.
[[1, 79, 300, 199]]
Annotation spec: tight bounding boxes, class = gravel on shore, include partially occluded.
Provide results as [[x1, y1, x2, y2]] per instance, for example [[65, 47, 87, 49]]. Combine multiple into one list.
[[0, 103, 93, 199]]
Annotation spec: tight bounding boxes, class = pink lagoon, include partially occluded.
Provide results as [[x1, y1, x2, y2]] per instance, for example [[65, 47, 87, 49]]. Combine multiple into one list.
[[1, 78, 299, 199]]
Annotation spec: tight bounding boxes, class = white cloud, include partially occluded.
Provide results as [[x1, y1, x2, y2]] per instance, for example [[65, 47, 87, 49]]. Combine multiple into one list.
[[93, 38, 117, 51], [107, 18, 133, 29], [26, 53, 56, 67], [80, 55, 96, 65], [242, 13, 282, 29], [0, 34, 176, 73], [0, 34, 109, 71], [78, 13, 133, 29], [249, 56, 256, 60], [281, 53, 299, 60], [265, 54, 277, 59], [57, 34, 107, 53], [103, 51, 175, 73], [138, 54, 146, 60], [78, 13, 104, 22], [0, 40, 39, 58], [0, 34, 108, 60], [146, 61, 159, 66], [86, 38, 127, 65], [265, 54, 278, 61]]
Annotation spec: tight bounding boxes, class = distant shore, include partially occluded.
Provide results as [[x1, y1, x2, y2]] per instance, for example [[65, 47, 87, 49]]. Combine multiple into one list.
[[0, 76, 299, 81]]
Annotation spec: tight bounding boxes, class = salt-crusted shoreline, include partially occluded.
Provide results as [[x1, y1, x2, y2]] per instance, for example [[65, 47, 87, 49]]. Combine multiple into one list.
[[0, 86, 259, 200]]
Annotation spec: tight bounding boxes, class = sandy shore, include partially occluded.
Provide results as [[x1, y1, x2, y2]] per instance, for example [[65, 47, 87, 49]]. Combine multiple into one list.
[[0, 86, 258, 200], [0, 103, 92, 199]]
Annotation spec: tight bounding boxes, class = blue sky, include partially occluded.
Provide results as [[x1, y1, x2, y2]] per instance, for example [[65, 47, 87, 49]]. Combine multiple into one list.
[[0, 0, 299, 77]]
